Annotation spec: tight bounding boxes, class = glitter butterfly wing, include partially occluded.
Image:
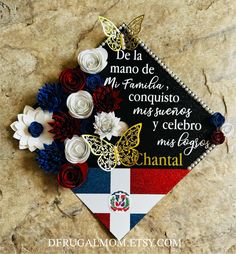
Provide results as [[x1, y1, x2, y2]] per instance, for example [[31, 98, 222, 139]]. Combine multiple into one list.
[[124, 15, 144, 51], [82, 135, 117, 171], [116, 123, 142, 167], [99, 16, 123, 52], [128, 15, 144, 35]]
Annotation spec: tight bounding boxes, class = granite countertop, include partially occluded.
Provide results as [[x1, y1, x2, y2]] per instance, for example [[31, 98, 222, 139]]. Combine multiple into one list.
[[0, 0, 236, 253]]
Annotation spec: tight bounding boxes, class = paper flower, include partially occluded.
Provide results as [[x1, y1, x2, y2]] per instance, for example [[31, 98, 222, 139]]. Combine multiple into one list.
[[86, 74, 104, 92], [10, 106, 54, 152], [67, 90, 94, 119], [36, 142, 65, 174], [209, 112, 225, 128], [94, 112, 121, 140], [78, 47, 108, 74], [210, 130, 225, 145], [117, 121, 129, 136], [221, 122, 234, 137], [58, 162, 88, 189], [49, 111, 80, 141], [37, 83, 65, 112], [93, 86, 122, 113], [59, 67, 86, 94], [65, 135, 90, 164]]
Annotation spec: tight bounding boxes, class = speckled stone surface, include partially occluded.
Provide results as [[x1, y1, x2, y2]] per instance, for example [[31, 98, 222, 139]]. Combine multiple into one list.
[[0, 0, 236, 253]]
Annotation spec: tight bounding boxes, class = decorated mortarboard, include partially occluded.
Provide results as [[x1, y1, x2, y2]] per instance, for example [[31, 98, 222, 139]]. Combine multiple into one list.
[[10, 15, 230, 239]]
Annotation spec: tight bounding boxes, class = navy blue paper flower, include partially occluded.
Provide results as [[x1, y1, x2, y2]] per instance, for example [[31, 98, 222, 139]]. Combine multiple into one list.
[[209, 112, 225, 128], [86, 74, 104, 92], [36, 141, 65, 174], [37, 83, 65, 112]]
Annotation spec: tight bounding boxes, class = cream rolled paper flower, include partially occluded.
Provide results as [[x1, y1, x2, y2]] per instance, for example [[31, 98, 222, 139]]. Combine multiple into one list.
[[78, 47, 108, 74], [117, 121, 129, 136], [221, 122, 234, 137], [10, 105, 54, 152], [65, 135, 90, 164], [67, 90, 94, 119], [94, 112, 121, 140]]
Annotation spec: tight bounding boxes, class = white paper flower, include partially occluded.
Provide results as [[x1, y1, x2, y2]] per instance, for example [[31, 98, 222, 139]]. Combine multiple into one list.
[[78, 47, 108, 74], [10, 105, 54, 152], [67, 90, 94, 119], [94, 112, 121, 140], [117, 121, 129, 136], [221, 122, 234, 137], [65, 135, 90, 164]]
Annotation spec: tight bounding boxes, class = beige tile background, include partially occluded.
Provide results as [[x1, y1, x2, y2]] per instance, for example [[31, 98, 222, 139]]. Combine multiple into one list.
[[0, 0, 236, 253]]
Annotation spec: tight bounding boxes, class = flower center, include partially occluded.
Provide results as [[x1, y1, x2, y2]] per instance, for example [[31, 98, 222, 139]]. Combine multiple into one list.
[[85, 54, 99, 69], [101, 119, 113, 133], [67, 172, 75, 181], [75, 143, 85, 157], [28, 121, 44, 138]]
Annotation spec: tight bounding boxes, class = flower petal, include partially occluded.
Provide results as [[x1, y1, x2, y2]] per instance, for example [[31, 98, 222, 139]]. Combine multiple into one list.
[[32, 138, 44, 150], [44, 123, 53, 132], [23, 105, 34, 115], [15, 121, 25, 130], [19, 135, 29, 146], [43, 111, 53, 122], [34, 107, 42, 114], [28, 137, 41, 150], [13, 132, 21, 140], [17, 114, 24, 123], [19, 144, 28, 150], [35, 110, 45, 124], [28, 144, 37, 152], [97, 47, 108, 60], [10, 121, 18, 131], [23, 115, 33, 126], [17, 128, 27, 137], [39, 131, 53, 145], [27, 136, 35, 147]]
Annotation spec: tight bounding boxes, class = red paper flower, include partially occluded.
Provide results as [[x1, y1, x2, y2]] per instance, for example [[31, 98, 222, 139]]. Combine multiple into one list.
[[210, 130, 225, 145], [49, 112, 80, 141], [58, 163, 88, 189], [59, 67, 85, 93], [93, 86, 122, 113]]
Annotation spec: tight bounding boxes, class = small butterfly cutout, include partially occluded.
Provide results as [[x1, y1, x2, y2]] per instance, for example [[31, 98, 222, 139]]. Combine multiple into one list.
[[82, 123, 142, 171], [99, 15, 144, 52]]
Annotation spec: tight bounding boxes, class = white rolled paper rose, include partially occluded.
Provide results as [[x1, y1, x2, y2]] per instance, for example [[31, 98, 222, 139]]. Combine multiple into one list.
[[78, 47, 108, 74], [65, 135, 90, 164], [221, 122, 234, 137], [67, 90, 94, 119]]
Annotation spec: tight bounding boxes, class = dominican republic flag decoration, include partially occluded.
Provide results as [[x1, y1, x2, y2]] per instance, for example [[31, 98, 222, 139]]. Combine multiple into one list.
[[10, 15, 227, 239], [73, 168, 188, 239]]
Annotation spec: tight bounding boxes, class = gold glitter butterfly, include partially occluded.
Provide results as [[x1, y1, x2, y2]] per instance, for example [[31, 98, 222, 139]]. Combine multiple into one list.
[[99, 15, 144, 51], [82, 123, 142, 171]]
